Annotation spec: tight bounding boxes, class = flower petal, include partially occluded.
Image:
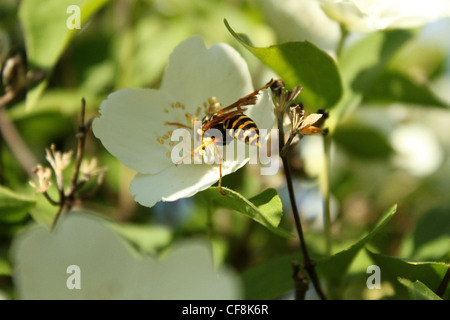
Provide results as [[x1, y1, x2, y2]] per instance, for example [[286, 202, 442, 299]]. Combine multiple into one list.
[[93, 88, 175, 174], [94, 35, 277, 208], [130, 159, 249, 208], [246, 89, 276, 133], [319, 0, 450, 33], [261, 0, 341, 54], [130, 90, 275, 208], [161, 35, 254, 111]]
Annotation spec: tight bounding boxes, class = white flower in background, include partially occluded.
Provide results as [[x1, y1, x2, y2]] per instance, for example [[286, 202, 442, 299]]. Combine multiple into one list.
[[319, 0, 450, 33], [295, 181, 339, 232], [390, 122, 443, 176], [300, 135, 326, 177], [261, 0, 341, 54], [12, 214, 240, 299], [93, 36, 275, 208]]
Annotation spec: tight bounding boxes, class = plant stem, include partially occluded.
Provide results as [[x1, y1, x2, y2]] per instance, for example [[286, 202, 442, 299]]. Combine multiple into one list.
[[51, 98, 91, 229], [277, 117, 326, 300], [322, 135, 332, 255], [336, 23, 349, 58], [291, 259, 309, 300], [66, 98, 89, 205], [0, 96, 37, 177]]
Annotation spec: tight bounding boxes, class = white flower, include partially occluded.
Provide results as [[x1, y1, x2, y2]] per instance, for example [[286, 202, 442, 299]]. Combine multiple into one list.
[[390, 122, 443, 176], [319, 0, 450, 33], [93, 36, 275, 208], [12, 214, 240, 299]]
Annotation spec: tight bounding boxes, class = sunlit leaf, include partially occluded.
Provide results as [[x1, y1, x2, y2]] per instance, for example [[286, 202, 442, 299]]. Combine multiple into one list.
[[398, 278, 443, 300], [241, 253, 297, 299], [367, 250, 449, 299], [411, 206, 450, 261], [225, 19, 342, 111], [201, 187, 291, 237]]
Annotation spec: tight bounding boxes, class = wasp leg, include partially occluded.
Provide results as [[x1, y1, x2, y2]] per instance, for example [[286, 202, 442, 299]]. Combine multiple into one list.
[[174, 138, 215, 165], [211, 140, 226, 196]]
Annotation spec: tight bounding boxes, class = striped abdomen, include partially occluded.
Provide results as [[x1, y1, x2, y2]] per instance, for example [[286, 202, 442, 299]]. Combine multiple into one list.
[[223, 113, 259, 146]]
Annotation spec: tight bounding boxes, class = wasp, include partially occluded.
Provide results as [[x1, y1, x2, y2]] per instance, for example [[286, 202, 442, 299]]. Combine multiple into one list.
[[166, 79, 279, 195]]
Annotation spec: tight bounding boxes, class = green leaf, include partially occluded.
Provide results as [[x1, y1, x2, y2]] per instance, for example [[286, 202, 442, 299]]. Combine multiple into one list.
[[28, 189, 59, 228], [240, 230, 329, 299], [367, 250, 449, 299], [398, 278, 443, 300], [340, 30, 416, 94], [224, 19, 342, 111], [364, 71, 449, 108], [327, 29, 416, 132], [316, 204, 397, 288], [201, 187, 291, 237], [333, 123, 394, 160], [0, 186, 36, 223], [411, 206, 450, 261], [0, 246, 12, 276], [241, 253, 297, 299], [0, 257, 12, 276], [19, 0, 110, 109]]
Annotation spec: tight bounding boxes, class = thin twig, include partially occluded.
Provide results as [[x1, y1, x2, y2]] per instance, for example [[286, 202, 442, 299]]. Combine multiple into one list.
[[322, 135, 332, 255], [278, 116, 327, 300], [51, 98, 91, 228], [67, 98, 88, 197], [0, 54, 44, 178], [51, 205, 64, 230], [0, 95, 37, 177], [42, 191, 59, 206]]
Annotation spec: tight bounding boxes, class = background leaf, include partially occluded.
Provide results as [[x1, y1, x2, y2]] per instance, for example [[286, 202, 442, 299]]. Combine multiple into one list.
[[316, 205, 397, 288], [201, 187, 290, 237], [410, 206, 450, 261], [327, 29, 416, 132], [340, 30, 415, 93], [241, 252, 297, 299], [19, 0, 111, 109], [241, 205, 397, 299], [367, 250, 450, 299], [225, 19, 342, 111], [333, 123, 394, 160], [363, 71, 449, 107], [0, 186, 35, 223]]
